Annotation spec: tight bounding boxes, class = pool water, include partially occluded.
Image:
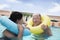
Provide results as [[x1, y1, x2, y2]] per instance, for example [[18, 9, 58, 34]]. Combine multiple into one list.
[[23, 27, 60, 40], [46, 27, 60, 40]]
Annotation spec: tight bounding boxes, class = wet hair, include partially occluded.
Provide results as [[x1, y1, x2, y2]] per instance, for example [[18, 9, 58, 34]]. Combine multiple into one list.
[[9, 11, 23, 23]]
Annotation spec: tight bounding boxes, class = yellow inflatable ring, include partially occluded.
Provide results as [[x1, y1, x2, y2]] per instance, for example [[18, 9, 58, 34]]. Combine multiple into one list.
[[27, 15, 50, 35]]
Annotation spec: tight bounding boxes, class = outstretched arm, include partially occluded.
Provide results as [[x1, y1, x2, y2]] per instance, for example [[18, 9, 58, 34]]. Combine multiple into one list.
[[41, 25, 52, 36]]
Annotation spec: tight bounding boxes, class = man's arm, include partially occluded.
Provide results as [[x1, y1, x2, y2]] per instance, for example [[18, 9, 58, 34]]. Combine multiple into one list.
[[3, 30, 16, 38], [3, 24, 24, 39], [17, 24, 24, 40]]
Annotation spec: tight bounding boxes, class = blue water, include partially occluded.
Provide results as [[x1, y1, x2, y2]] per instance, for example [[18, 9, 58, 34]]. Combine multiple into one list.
[[23, 27, 60, 40], [46, 27, 60, 40]]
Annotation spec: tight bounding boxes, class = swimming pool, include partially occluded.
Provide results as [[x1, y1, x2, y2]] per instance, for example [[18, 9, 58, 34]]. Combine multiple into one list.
[[23, 27, 60, 40], [46, 27, 60, 40]]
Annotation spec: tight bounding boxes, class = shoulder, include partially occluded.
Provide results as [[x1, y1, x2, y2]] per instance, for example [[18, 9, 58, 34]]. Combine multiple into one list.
[[0, 23, 7, 33]]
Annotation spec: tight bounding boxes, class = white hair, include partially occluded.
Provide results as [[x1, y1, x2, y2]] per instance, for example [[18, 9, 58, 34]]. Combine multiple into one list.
[[33, 13, 41, 17]]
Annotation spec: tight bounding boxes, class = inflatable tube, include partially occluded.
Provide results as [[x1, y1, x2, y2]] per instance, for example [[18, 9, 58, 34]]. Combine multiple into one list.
[[27, 15, 50, 35], [0, 16, 31, 36]]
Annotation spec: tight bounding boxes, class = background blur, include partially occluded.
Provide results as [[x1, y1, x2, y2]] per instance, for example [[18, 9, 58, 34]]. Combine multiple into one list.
[[0, 10, 60, 27], [0, 0, 60, 27]]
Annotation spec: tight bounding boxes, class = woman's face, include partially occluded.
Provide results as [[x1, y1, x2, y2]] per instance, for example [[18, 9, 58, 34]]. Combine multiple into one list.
[[33, 15, 41, 25]]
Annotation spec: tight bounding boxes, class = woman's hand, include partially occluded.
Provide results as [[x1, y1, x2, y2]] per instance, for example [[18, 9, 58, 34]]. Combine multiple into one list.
[[41, 24, 48, 30], [26, 27, 30, 30]]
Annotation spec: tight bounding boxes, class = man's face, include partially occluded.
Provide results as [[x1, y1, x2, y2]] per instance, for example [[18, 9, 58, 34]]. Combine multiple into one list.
[[17, 18, 23, 24], [33, 14, 41, 25]]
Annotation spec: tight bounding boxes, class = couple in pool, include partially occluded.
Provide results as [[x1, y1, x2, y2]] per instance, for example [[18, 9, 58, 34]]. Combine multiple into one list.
[[0, 11, 52, 40]]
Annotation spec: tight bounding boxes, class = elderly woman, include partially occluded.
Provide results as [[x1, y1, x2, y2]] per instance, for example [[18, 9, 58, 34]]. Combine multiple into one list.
[[27, 14, 52, 40]]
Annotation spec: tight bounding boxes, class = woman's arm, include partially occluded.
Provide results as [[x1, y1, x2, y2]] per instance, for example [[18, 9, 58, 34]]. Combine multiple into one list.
[[45, 27, 52, 36], [41, 25, 52, 36]]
